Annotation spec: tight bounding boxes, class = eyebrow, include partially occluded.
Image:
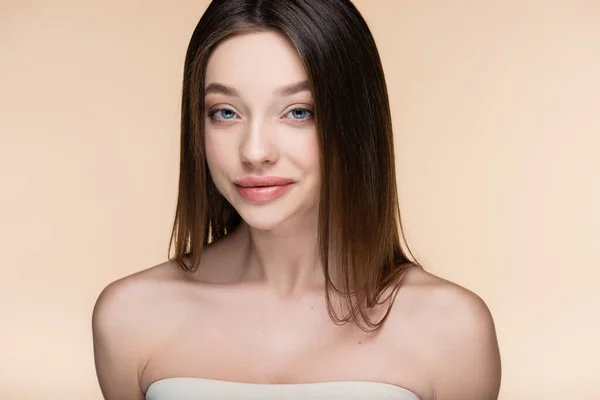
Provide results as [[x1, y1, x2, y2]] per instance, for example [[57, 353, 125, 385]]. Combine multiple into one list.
[[204, 80, 311, 97]]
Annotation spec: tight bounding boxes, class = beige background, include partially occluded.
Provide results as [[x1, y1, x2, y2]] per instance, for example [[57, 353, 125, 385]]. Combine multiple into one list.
[[1, 0, 599, 398]]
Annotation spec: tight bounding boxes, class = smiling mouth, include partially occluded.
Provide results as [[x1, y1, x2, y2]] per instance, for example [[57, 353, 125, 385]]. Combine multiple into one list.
[[234, 176, 296, 187], [235, 182, 294, 202]]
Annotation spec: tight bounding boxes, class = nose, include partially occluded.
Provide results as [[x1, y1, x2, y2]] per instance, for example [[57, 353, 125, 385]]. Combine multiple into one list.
[[239, 118, 279, 166]]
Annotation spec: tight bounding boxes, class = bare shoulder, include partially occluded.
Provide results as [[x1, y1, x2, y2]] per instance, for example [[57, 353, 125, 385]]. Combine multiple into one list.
[[93, 258, 188, 315], [92, 260, 192, 398], [392, 266, 501, 400], [92, 260, 190, 337], [397, 267, 497, 333]]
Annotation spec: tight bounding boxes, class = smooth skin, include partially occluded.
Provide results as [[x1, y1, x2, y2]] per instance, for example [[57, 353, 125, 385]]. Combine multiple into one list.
[[92, 31, 501, 400]]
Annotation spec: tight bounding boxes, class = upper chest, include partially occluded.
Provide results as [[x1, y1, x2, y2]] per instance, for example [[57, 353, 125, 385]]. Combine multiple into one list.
[[139, 284, 431, 398]]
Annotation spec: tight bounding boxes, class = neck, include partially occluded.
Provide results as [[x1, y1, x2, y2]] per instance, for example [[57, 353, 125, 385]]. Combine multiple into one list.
[[237, 215, 327, 298]]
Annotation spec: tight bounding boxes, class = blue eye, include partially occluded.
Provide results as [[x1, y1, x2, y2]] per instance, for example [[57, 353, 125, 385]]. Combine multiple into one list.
[[286, 108, 313, 121], [209, 108, 238, 121]]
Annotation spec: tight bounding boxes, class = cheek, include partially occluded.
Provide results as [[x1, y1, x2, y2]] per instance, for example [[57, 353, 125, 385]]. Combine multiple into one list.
[[285, 131, 320, 173], [204, 134, 237, 200], [204, 133, 233, 178]]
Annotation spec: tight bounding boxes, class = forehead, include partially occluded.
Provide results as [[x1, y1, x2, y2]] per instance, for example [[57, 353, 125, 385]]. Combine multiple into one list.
[[205, 31, 308, 91]]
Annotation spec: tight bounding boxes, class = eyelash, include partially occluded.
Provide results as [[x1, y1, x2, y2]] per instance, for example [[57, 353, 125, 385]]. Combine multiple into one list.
[[207, 107, 313, 123]]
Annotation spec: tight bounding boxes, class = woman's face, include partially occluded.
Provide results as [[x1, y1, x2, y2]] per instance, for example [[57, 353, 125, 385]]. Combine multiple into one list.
[[203, 31, 320, 231]]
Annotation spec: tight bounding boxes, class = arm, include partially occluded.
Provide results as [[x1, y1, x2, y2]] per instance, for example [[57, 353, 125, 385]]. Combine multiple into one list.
[[92, 280, 146, 400]]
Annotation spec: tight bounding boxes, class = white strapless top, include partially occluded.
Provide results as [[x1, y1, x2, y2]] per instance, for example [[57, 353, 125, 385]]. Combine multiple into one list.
[[145, 377, 421, 400]]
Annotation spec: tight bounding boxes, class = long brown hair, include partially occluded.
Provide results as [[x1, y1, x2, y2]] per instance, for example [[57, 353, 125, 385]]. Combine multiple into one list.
[[169, 0, 420, 332]]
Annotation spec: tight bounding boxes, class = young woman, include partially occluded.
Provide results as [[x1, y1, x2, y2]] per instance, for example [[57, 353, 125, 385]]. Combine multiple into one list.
[[92, 1, 501, 399]]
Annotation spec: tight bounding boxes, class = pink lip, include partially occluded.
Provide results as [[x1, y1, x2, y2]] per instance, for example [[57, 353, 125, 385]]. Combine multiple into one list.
[[233, 176, 296, 203]]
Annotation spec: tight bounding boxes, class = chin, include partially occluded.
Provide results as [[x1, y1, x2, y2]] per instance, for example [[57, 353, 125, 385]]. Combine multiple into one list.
[[235, 206, 294, 232]]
